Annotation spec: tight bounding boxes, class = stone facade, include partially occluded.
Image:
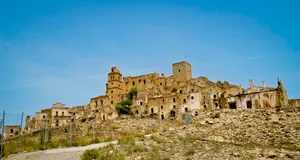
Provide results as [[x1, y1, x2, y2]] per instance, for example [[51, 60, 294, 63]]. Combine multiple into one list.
[[24, 61, 293, 132], [25, 103, 72, 131], [289, 99, 300, 107], [224, 79, 288, 109], [4, 125, 21, 138]]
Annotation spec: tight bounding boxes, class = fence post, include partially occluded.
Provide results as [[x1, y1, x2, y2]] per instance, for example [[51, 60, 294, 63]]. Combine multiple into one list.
[[70, 117, 72, 147], [1, 111, 5, 157], [92, 119, 95, 144], [18, 112, 24, 152], [44, 116, 47, 150]]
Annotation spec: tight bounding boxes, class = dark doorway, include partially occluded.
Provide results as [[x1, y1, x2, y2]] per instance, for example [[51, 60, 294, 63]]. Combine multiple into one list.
[[103, 115, 106, 121], [136, 110, 139, 114], [247, 101, 252, 109], [185, 108, 188, 112], [151, 108, 154, 113], [170, 111, 176, 118], [161, 114, 164, 120], [229, 102, 237, 109]]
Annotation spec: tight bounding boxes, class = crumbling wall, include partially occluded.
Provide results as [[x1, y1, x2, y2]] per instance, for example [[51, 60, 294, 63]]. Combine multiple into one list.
[[276, 78, 289, 107], [219, 92, 229, 109], [289, 99, 300, 107]]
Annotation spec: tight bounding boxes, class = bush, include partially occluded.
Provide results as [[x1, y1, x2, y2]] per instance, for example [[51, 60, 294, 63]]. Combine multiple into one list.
[[94, 138, 101, 144], [116, 99, 132, 115], [115, 87, 138, 115], [98, 151, 125, 160], [81, 149, 100, 160]]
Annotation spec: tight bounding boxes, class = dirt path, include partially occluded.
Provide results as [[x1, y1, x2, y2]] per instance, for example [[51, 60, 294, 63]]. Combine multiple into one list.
[[5, 140, 118, 160]]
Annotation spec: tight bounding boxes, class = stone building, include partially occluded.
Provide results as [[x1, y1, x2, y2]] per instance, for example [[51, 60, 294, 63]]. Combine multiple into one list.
[[221, 78, 288, 109], [4, 125, 21, 138], [289, 99, 300, 107], [25, 102, 72, 131], [24, 60, 293, 132], [87, 61, 245, 121]]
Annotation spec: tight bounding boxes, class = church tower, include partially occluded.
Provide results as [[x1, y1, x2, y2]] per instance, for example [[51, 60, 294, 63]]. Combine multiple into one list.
[[106, 66, 123, 105]]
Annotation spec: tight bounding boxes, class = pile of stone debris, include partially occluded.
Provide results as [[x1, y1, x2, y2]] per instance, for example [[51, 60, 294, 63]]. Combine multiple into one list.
[[97, 109, 300, 160]]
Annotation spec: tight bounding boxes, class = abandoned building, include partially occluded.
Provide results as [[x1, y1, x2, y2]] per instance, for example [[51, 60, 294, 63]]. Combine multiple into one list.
[[25, 102, 73, 132], [289, 99, 300, 107], [222, 78, 288, 109], [24, 61, 292, 132], [4, 125, 21, 138]]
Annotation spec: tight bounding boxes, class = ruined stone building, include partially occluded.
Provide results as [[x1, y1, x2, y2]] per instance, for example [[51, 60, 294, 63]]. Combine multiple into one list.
[[25, 103, 73, 132], [222, 78, 289, 109], [4, 125, 21, 138], [24, 61, 292, 132]]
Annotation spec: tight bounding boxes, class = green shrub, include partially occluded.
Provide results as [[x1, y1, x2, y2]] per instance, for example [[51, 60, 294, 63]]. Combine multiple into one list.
[[116, 99, 132, 115], [81, 149, 100, 160], [98, 150, 125, 160], [72, 138, 91, 147], [95, 138, 101, 144], [115, 87, 138, 115]]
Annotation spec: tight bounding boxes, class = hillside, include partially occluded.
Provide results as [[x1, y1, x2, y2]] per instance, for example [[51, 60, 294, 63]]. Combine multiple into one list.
[[81, 108, 300, 160]]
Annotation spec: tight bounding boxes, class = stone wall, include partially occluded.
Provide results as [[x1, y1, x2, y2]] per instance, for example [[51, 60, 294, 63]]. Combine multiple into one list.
[[289, 99, 300, 107], [4, 125, 21, 138]]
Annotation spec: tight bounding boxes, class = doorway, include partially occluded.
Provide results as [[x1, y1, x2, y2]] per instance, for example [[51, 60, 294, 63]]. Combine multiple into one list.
[[247, 101, 252, 109], [170, 111, 176, 118], [229, 102, 237, 109]]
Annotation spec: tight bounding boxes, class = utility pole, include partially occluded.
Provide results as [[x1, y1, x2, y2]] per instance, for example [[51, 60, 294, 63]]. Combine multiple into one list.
[[70, 117, 72, 147], [18, 112, 24, 152], [44, 116, 47, 150], [92, 119, 95, 144], [1, 111, 5, 157]]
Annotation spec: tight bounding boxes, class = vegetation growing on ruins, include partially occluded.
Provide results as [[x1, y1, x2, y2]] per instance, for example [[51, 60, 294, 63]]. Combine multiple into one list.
[[115, 87, 138, 115]]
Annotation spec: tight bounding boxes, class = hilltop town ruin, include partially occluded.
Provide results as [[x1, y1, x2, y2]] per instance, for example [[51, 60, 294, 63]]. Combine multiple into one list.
[[22, 61, 299, 133]]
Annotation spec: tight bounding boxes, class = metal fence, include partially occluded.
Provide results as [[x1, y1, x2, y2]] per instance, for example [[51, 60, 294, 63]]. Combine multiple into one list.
[[0, 111, 25, 157], [0, 110, 189, 157]]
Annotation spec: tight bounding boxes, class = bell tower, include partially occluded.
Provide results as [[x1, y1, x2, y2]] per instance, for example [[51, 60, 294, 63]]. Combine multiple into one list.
[[106, 66, 123, 105]]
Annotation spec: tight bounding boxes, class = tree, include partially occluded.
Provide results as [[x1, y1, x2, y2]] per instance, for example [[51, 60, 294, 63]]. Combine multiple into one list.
[[115, 99, 132, 115], [115, 87, 138, 115]]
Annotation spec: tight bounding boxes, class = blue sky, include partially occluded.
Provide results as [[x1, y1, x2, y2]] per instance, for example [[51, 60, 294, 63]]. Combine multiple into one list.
[[0, 0, 299, 120]]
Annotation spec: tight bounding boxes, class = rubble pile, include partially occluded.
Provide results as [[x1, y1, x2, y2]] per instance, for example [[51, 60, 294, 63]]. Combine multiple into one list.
[[97, 109, 300, 160]]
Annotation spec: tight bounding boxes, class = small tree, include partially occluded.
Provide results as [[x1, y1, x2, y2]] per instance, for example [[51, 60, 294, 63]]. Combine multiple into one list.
[[115, 87, 138, 115], [116, 99, 132, 115]]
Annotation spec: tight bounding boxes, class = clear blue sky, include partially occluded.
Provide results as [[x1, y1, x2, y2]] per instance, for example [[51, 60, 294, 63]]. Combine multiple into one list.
[[0, 0, 299, 120]]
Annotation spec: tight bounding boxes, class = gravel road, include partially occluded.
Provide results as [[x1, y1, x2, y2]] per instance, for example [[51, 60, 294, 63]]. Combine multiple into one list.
[[5, 140, 118, 160]]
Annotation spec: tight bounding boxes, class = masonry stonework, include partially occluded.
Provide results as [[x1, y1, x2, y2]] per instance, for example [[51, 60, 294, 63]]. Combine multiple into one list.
[[24, 61, 293, 132]]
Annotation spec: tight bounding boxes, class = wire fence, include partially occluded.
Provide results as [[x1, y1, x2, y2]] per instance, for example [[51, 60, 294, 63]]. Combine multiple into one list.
[[0, 110, 188, 157]]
